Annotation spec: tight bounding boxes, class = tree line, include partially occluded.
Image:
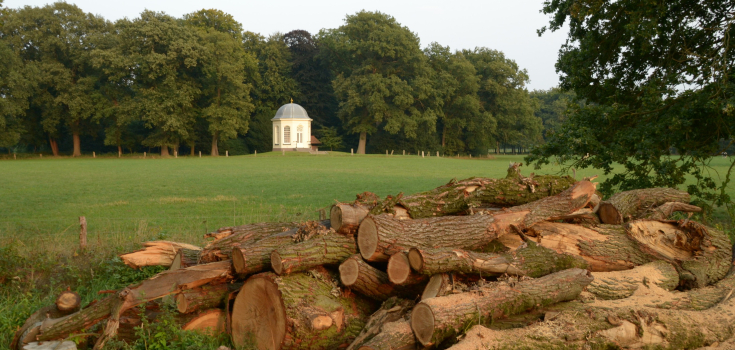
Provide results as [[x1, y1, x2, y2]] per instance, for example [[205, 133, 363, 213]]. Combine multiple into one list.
[[0, 1, 565, 156]]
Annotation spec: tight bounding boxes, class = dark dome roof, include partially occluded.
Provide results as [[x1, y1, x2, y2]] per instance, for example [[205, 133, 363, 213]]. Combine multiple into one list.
[[272, 103, 311, 120]]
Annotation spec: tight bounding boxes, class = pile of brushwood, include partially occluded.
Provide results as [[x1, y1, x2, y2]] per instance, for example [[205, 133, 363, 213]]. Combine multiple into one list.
[[12, 163, 735, 350]]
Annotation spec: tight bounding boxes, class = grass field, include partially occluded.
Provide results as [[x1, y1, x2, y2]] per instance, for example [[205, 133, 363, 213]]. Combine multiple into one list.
[[2, 151, 734, 349]]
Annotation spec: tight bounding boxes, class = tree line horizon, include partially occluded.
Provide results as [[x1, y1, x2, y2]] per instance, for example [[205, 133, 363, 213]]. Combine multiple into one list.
[[0, 1, 568, 157]]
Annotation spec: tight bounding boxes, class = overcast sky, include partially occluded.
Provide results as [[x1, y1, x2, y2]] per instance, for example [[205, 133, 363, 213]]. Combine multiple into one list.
[[4, 0, 569, 90]]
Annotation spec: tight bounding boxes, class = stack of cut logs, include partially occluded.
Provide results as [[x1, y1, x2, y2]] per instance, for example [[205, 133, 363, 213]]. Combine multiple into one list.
[[12, 164, 735, 350]]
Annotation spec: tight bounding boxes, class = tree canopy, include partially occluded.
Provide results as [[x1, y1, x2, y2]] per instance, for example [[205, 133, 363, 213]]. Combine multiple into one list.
[[530, 0, 735, 207]]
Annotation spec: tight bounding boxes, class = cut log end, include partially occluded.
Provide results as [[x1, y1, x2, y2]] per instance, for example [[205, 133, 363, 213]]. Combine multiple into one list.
[[410, 303, 435, 346], [387, 253, 412, 285], [55, 291, 81, 313], [182, 309, 226, 336], [271, 250, 283, 275], [232, 276, 286, 350], [408, 248, 424, 272], [357, 217, 379, 261], [330, 205, 343, 232], [598, 203, 622, 224], [232, 248, 246, 274], [421, 274, 445, 301], [175, 293, 188, 314], [339, 258, 359, 286]]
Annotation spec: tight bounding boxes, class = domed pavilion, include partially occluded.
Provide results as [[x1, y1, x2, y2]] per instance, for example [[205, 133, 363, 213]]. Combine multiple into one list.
[[271, 101, 318, 152]]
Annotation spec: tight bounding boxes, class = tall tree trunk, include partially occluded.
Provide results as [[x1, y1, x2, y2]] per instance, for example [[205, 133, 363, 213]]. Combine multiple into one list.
[[357, 131, 367, 154], [441, 125, 446, 148], [190, 143, 195, 156], [161, 145, 169, 157], [211, 132, 219, 156], [48, 138, 59, 156], [72, 128, 81, 157], [117, 145, 122, 157]]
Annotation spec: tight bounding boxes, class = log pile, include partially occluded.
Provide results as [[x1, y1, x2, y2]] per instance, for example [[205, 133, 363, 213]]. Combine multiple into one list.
[[13, 166, 735, 350]]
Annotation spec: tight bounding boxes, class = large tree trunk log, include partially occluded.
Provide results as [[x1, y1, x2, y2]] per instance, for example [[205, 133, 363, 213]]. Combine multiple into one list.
[[640, 202, 702, 220], [410, 268, 594, 347], [200, 222, 299, 262], [120, 241, 202, 269], [232, 230, 298, 275], [175, 282, 241, 314], [420, 273, 483, 301], [170, 248, 201, 269], [357, 181, 597, 261], [598, 187, 690, 224], [346, 297, 415, 350], [356, 320, 417, 350], [446, 274, 735, 350], [390, 174, 577, 219], [231, 268, 376, 350], [35, 261, 233, 347], [646, 267, 735, 310], [523, 220, 733, 287], [587, 260, 680, 300], [11, 305, 71, 350], [339, 255, 426, 301], [181, 309, 226, 335], [271, 233, 357, 275]]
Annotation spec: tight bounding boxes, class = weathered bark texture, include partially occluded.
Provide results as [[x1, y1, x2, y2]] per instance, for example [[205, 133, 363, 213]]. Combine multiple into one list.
[[649, 267, 735, 310], [35, 261, 233, 348], [357, 181, 597, 261], [231, 268, 375, 350], [170, 248, 201, 269], [410, 268, 594, 347], [200, 222, 299, 262], [598, 187, 690, 224], [420, 273, 483, 301], [331, 204, 371, 235], [389, 174, 576, 219], [640, 202, 702, 220], [339, 255, 426, 302], [175, 282, 241, 314], [120, 241, 202, 269], [346, 297, 415, 350], [445, 280, 735, 350], [232, 230, 298, 275], [587, 260, 680, 300], [357, 320, 417, 350], [271, 233, 357, 275], [11, 305, 70, 350]]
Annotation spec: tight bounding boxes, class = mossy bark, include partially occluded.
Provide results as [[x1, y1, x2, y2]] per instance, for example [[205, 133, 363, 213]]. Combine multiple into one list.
[[232, 230, 299, 275], [346, 297, 415, 350], [358, 181, 597, 261], [200, 221, 303, 262], [446, 277, 735, 350], [231, 268, 376, 350], [175, 282, 241, 314], [410, 268, 594, 347], [598, 187, 690, 224], [386, 175, 576, 219], [271, 233, 357, 275]]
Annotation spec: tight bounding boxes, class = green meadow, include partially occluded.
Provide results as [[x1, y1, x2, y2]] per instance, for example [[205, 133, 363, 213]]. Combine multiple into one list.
[[1, 152, 734, 349]]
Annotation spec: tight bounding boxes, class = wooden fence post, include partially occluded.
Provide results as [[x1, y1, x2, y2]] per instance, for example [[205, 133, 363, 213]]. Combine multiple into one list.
[[79, 216, 87, 250], [175, 151, 178, 158], [199, 151, 201, 158], [93, 152, 95, 158], [226, 151, 229, 157], [403, 150, 405, 155], [351, 148, 354, 155], [144, 152, 146, 159], [254, 150, 257, 156]]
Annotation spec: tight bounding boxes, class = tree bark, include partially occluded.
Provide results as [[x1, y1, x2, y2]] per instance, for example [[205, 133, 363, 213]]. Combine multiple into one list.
[[339, 255, 426, 302], [356, 320, 417, 350], [72, 131, 81, 157], [211, 132, 219, 156], [119, 241, 202, 269], [598, 187, 690, 224], [170, 247, 202, 269], [232, 230, 297, 275], [161, 145, 169, 157], [175, 282, 241, 314], [524, 220, 733, 287], [200, 221, 299, 262], [271, 233, 357, 275], [410, 268, 594, 347], [11, 305, 70, 350], [48, 138, 59, 156], [445, 274, 735, 350], [357, 131, 366, 154], [587, 260, 680, 300], [420, 273, 482, 301], [639, 201, 702, 220], [331, 204, 371, 235], [346, 297, 415, 350], [35, 261, 233, 347], [118, 145, 122, 157], [357, 181, 596, 261], [231, 268, 375, 350]]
